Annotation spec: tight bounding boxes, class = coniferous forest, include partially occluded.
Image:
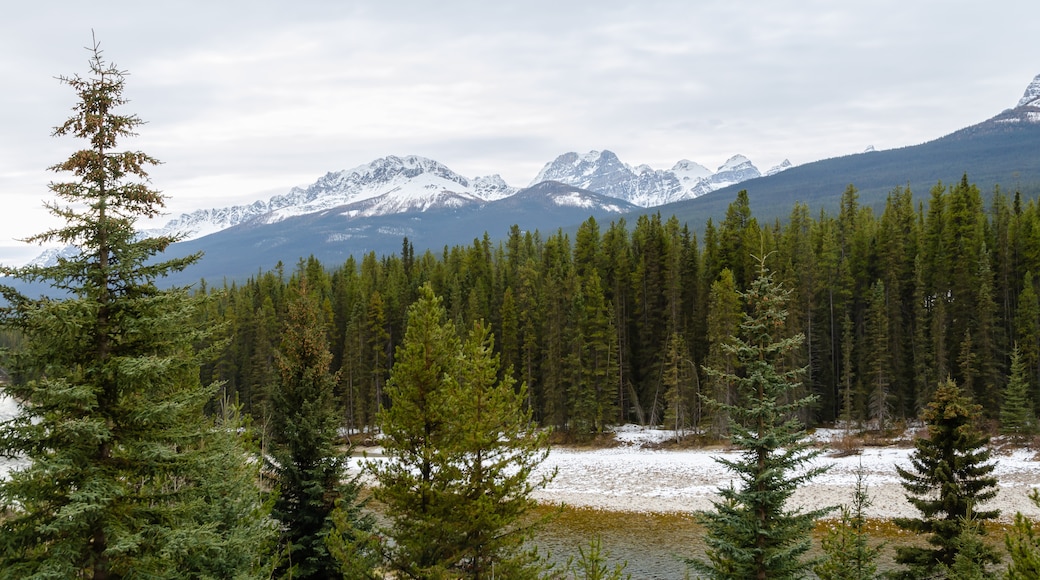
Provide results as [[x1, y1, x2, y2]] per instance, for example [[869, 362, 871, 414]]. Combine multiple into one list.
[[204, 181, 1040, 439], [4, 42, 1040, 580]]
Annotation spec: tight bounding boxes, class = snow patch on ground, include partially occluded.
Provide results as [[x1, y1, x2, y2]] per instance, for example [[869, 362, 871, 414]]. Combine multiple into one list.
[[4, 396, 1038, 523], [527, 425, 1040, 520]]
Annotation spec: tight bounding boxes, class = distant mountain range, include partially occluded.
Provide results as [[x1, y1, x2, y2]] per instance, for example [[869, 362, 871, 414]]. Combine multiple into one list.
[[132, 150, 783, 248], [15, 73, 1040, 289]]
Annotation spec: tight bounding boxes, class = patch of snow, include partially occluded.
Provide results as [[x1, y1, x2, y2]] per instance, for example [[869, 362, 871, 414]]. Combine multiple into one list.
[[718, 154, 751, 171], [354, 424, 1040, 520], [670, 159, 712, 181], [1017, 73, 1040, 108], [765, 159, 793, 176]]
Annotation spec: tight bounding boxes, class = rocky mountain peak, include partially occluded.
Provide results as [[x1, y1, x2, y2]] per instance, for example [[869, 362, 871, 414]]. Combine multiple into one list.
[[765, 159, 793, 176], [1017, 73, 1040, 109]]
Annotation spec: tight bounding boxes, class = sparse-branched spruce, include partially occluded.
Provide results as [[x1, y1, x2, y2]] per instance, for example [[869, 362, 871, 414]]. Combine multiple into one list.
[[0, 40, 274, 578]]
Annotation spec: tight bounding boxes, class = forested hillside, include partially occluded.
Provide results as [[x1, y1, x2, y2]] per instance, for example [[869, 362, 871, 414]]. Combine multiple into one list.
[[201, 178, 1040, 437]]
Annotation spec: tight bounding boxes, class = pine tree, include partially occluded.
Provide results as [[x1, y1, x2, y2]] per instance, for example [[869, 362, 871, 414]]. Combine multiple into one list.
[[691, 260, 832, 580], [372, 285, 553, 578], [0, 40, 274, 579], [267, 276, 378, 579], [892, 378, 1000, 578]]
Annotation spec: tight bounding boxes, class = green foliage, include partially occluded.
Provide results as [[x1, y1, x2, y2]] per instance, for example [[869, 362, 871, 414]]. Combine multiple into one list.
[[662, 332, 696, 441], [1005, 490, 1040, 580], [891, 379, 1000, 578], [814, 468, 882, 580], [0, 40, 273, 579], [266, 274, 378, 579], [702, 269, 741, 438], [201, 180, 1040, 440], [371, 284, 554, 579], [691, 261, 833, 579], [564, 536, 632, 580], [937, 512, 992, 580], [1001, 345, 1036, 438]]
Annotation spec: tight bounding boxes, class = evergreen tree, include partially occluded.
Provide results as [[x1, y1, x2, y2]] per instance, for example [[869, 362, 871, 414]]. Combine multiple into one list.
[[267, 276, 378, 579], [865, 280, 892, 430], [1001, 345, 1035, 439], [692, 260, 832, 580], [892, 378, 1000, 578], [662, 332, 695, 441], [568, 269, 619, 437], [565, 537, 632, 580], [1015, 273, 1040, 404], [0, 41, 273, 579], [840, 312, 858, 428], [702, 269, 741, 438], [1005, 490, 1040, 580], [372, 285, 553, 578], [814, 468, 882, 580]]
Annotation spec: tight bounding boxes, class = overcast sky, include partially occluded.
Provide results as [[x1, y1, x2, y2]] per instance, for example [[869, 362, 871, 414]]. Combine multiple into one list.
[[2, 1, 1038, 265]]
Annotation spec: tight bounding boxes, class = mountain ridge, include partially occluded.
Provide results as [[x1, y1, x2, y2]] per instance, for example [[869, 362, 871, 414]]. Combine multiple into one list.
[[141, 150, 778, 245], [13, 72, 1040, 287]]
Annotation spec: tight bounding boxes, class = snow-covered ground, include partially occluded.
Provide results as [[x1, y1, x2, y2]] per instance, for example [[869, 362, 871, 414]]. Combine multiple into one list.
[[3, 394, 1038, 522], [524, 425, 1040, 520]]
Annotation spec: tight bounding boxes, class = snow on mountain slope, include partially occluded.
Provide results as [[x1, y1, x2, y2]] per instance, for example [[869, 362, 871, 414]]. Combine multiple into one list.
[[671, 159, 713, 187], [765, 159, 793, 176], [143, 150, 776, 247], [686, 154, 762, 197], [989, 72, 1040, 127], [1017, 73, 1040, 109], [531, 150, 766, 207], [144, 155, 518, 240]]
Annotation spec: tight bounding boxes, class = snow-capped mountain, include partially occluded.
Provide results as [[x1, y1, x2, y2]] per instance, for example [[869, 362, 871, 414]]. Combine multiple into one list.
[[530, 150, 767, 207], [25, 246, 80, 267], [980, 73, 1040, 128], [765, 159, 793, 176], [531, 150, 680, 207], [145, 150, 772, 246], [144, 155, 517, 241], [686, 154, 763, 197], [1017, 73, 1040, 109]]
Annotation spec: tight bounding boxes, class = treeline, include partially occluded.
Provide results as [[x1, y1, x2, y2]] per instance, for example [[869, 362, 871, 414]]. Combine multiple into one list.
[[203, 177, 1040, 435]]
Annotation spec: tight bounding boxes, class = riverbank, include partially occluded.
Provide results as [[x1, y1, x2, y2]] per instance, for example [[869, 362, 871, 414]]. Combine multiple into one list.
[[521, 425, 1040, 521]]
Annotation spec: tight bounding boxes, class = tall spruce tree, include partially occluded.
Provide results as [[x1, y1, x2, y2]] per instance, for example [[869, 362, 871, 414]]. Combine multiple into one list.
[[372, 285, 553, 579], [1001, 345, 1035, 439], [702, 269, 741, 438], [662, 332, 695, 441], [892, 378, 1000, 578], [267, 275, 378, 579], [865, 280, 892, 430], [0, 41, 274, 578], [692, 260, 832, 580]]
